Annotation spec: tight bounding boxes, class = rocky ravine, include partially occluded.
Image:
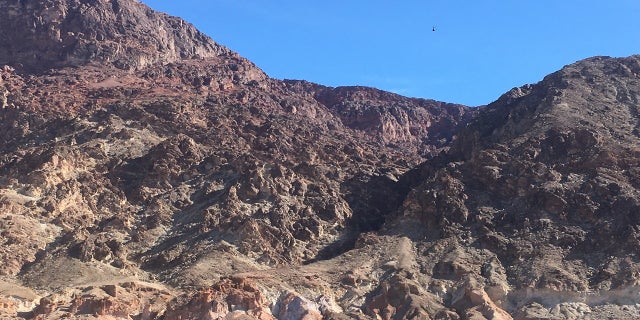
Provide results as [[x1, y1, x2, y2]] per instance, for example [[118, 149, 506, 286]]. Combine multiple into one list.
[[1, 0, 640, 319]]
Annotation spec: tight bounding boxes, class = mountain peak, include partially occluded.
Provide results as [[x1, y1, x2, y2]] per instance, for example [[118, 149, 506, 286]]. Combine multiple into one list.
[[0, 0, 229, 72]]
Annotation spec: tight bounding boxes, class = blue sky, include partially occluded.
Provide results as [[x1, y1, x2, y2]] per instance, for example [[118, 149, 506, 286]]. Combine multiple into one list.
[[142, 1, 640, 106]]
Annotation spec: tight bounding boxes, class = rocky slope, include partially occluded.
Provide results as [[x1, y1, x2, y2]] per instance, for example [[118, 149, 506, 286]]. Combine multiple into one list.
[[392, 55, 640, 319], [0, 0, 475, 319]]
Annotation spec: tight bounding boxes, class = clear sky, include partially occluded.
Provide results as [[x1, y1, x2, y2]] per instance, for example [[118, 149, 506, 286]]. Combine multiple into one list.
[[142, 1, 640, 106]]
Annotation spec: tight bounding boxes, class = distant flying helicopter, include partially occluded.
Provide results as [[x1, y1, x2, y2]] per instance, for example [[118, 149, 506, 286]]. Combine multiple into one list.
[[432, 26, 436, 32]]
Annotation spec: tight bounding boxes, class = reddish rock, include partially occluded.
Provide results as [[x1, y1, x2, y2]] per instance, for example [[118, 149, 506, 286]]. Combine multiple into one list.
[[164, 277, 274, 320], [276, 292, 322, 320], [0, 298, 17, 317]]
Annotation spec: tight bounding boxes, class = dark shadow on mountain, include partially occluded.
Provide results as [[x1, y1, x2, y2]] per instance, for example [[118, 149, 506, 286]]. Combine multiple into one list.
[[304, 172, 406, 264]]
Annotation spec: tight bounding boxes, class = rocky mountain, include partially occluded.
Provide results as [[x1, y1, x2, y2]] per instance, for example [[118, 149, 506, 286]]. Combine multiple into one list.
[[0, 0, 474, 319], [391, 55, 640, 319], [1, 0, 639, 319]]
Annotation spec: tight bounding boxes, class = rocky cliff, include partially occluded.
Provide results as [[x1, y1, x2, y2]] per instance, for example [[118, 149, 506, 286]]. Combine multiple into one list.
[[1, 0, 639, 319]]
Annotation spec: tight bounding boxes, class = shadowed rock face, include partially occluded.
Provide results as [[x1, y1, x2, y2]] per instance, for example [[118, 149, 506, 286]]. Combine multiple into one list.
[[1, 0, 640, 319]]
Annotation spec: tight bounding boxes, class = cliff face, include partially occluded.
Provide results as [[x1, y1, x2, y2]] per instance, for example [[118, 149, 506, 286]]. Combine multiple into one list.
[[1, 0, 640, 319]]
